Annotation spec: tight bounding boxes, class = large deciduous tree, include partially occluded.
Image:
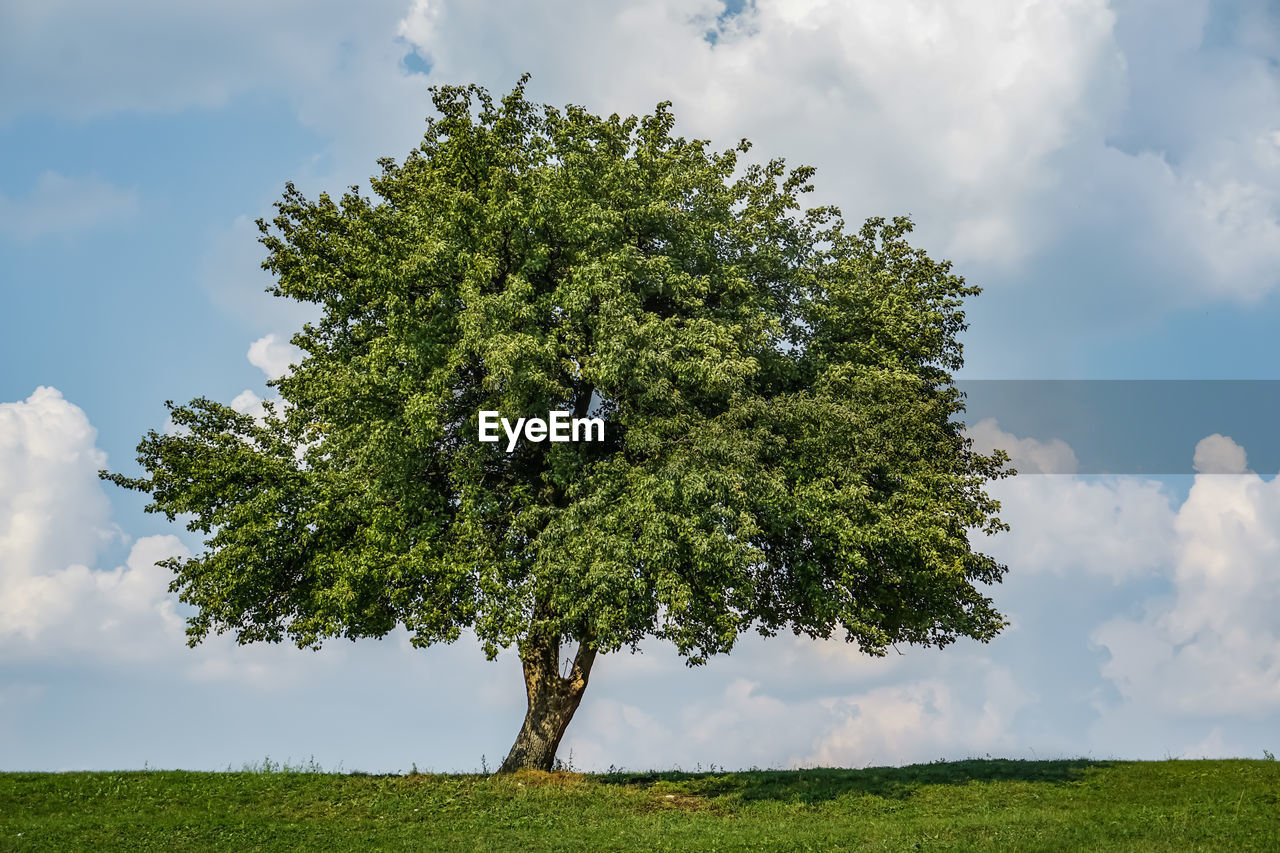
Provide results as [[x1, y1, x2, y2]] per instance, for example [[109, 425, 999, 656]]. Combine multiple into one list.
[[104, 78, 1011, 773]]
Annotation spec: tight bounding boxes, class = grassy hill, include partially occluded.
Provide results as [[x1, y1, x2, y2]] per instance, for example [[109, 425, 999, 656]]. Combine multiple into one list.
[[2, 759, 1277, 851]]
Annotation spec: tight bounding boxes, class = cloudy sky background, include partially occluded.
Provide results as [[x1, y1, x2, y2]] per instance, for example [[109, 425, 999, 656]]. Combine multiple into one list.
[[3, 0, 1280, 771]]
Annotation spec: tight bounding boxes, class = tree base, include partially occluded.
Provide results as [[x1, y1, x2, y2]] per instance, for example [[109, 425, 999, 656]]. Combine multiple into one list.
[[497, 636, 596, 773]]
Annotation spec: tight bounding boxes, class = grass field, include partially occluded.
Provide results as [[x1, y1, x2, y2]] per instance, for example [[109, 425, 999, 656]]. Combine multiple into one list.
[[2, 759, 1277, 851]]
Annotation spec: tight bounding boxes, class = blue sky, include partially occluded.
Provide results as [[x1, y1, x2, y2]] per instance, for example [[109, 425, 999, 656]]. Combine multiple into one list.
[[3, 0, 1280, 771]]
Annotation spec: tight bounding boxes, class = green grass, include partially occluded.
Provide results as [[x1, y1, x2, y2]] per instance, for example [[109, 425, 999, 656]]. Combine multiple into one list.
[[2, 759, 1277, 851]]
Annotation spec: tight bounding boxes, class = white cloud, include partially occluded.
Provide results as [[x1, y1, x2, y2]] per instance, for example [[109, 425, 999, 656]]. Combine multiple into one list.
[[568, 667, 826, 771], [229, 389, 268, 422], [1, 0, 1275, 314], [1180, 725, 1238, 760], [984, 475, 1178, 580], [400, 0, 1122, 271], [0, 388, 318, 684], [1, 1, 435, 202], [1187, 178, 1280, 302], [1076, 0, 1280, 303], [0, 0, 1119, 267], [10, 395, 1280, 769], [967, 417, 1079, 475], [394, 0, 1280, 305], [1, 1, 414, 116], [0, 534, 188, 661], [0, 388, 188, 661], [0, 387, 118, 574], [5, 0, 1273, 327], [1082, 146, 1280, 305], [803, 666, 1033, 767], [1192, 433, 1249, 474], [567, 647, 1034, 771], [247, 334, 304, 381], [680, 677, 798, 756], [1094, 464, 1280, 715], [0, 172, 137, 241], [968, 420, 1177, 579]]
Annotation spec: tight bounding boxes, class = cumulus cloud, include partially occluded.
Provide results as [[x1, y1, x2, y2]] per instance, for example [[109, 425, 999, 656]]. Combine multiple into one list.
[[399, 0, 1122, 270], [0, 388, 186, 661], [393, 0, 1280, 309], [229, 389, 269, 422], [967, 417, 1079, 475], [231, 336, 300, 426], [4, 0, 1270, 374], [568, 669, 829, 771], [1192, 433, 1249, 474], [0, 389, 180, 655], [983, 475, 1178, 580], [1094, 462, 1280, 715], [566, 646, 1034, 771], [0, 387, 118, 574], [1181, 725, 1236, 760], [0, 534, 188, 661], [247, 334, 304, 381], [4, 1, 1277, 311], [8, 397, 1280, 768], [563, 423, 1280, 771], [1097, 0, 1280, 302], [803, 666, 1033, 767], [966, 419, 1177, 579], [569, 425, 1279, 767], [0, 388, 313, 684], [0, 172, 138, 241]]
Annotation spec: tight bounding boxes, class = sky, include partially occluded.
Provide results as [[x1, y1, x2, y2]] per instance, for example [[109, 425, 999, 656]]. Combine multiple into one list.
[[3, 0, 1280, 772]]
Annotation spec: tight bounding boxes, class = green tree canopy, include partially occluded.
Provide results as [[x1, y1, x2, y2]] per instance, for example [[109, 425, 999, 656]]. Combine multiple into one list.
[[104, 77, 1011, 772]]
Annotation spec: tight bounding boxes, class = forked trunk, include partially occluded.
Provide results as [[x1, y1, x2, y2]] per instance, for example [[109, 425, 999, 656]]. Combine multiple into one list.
[[498, 635, 597, 773]]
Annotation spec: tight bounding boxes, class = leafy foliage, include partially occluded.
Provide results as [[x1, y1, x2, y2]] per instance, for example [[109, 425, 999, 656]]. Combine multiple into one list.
[[104, 77, 1010, 667]]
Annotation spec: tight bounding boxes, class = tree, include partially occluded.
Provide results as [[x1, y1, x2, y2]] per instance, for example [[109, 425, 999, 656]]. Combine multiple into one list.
[[103, 77, 1011, 773]]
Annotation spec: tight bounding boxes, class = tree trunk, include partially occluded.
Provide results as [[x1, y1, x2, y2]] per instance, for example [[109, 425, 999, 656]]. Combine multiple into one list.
[[497, 635, 597, 773]]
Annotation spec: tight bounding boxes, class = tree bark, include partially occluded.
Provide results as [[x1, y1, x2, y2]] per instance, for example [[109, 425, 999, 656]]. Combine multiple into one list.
[[497, 635, 597, 773]]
